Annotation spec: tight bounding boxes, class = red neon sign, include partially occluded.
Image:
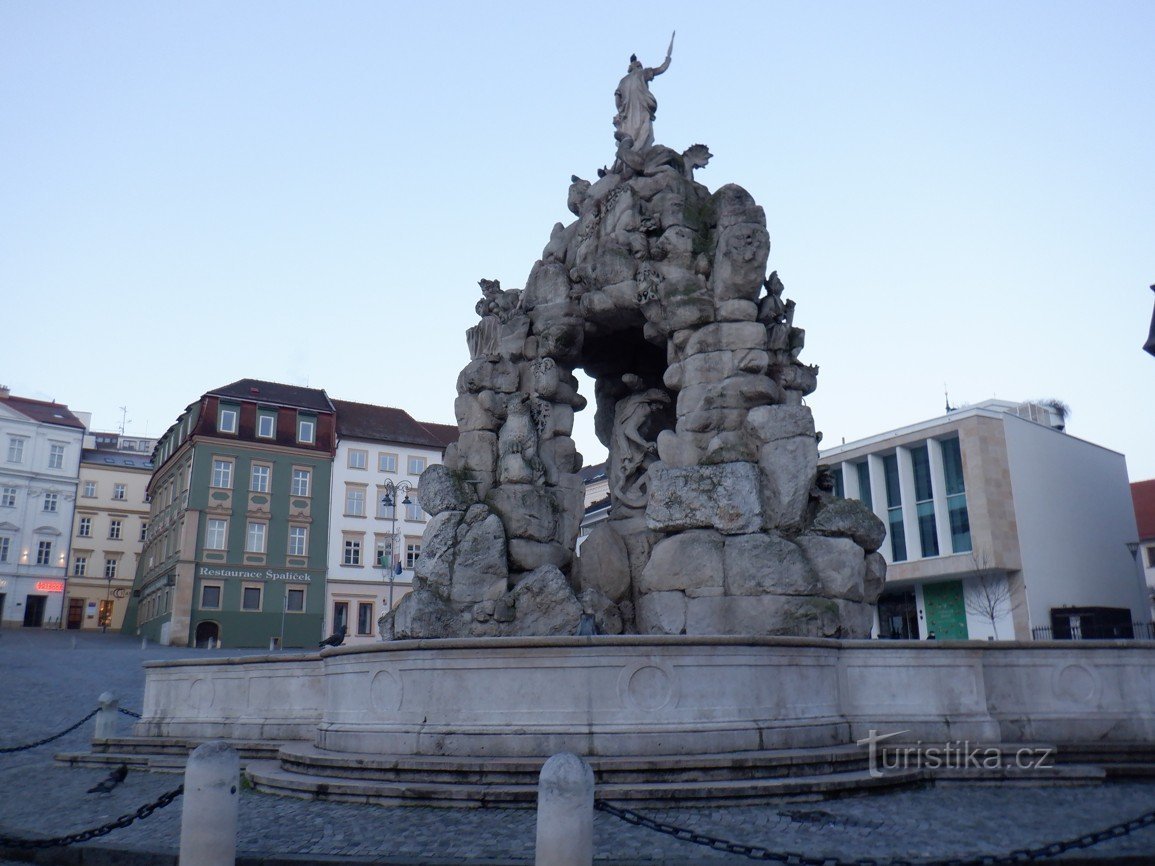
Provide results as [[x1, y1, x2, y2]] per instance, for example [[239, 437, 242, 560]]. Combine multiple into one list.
[[35, 580, 65, 593]]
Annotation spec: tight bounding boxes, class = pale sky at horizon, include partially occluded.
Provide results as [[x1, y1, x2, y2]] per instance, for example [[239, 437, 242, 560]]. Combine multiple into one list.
[[2, 2, 1153, 478]]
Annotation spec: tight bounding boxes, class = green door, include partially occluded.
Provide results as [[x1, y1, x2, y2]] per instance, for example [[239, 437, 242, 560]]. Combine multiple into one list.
[[922, 580, 968, 640]]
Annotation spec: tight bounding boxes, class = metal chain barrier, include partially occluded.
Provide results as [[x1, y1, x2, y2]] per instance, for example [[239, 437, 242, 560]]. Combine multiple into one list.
[[0, 784, 183, 850], [0, 709, 99, 754], [118, 707, 142, 719], [595, 800, 1155, 865]]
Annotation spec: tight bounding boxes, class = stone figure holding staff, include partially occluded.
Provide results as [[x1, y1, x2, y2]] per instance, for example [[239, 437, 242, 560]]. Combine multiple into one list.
[[613, 32, 675, 154]]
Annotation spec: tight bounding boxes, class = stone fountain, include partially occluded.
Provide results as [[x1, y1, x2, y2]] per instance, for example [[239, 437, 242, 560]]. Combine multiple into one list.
[[381, 37, 885, 644]]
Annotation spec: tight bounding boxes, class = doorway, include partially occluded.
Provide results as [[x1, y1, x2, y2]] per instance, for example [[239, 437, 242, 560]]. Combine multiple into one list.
[[877, 589, 918, 639], [23, 595, 47, 628], [194, 620, 220, 648], [67, 598, 84, 630]]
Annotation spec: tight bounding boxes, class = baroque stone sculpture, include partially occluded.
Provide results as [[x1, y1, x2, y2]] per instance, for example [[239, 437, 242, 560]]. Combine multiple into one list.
[[380, 46, 885, 641]]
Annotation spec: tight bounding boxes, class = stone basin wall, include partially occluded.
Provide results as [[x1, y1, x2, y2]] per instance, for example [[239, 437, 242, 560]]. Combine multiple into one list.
[[133, 639, 1155, 753]]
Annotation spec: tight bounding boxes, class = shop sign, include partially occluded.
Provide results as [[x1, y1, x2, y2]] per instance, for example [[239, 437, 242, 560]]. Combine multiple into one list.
[[35, 580, 65, 593], [197, 566, 311, 583]]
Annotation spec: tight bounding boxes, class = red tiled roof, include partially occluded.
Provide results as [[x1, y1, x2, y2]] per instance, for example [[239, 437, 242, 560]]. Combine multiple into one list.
[[419, 421, 459, 448], [0, 395, 86, 430], [1132, 480, 1155, 540], [332, 399, 450, 450]]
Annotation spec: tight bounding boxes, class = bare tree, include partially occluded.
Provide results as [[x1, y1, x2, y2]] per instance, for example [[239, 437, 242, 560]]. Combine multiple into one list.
[[962, 550, 1022, 639]]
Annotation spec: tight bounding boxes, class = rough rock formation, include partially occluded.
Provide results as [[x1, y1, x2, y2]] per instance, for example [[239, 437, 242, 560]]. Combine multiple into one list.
[[381, 51, 884, 640]]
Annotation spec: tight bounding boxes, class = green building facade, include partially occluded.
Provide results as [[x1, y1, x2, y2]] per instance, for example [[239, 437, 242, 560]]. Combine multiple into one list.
[[125, 380, 336, 648]]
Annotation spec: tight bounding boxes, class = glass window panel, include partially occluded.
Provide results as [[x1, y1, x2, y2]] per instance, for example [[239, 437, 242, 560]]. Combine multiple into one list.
[[888, 509, 906, 562], [917, 500, 939, 557], [911, 446, 933, 502], [882, 455, 902, 508], [855, 462, 872, 509], [941, 438, 965, 496], [948, 493, 972, 553]]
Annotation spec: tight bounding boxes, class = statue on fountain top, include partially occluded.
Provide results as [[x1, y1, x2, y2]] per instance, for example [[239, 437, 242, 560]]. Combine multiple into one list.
[[613, 32, 675, 155]]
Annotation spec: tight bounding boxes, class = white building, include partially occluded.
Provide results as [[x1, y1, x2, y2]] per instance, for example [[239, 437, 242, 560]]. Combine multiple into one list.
[[325, 400, 456, 645], [0, 387, 86, 628], [820, 400, 1148, 641]]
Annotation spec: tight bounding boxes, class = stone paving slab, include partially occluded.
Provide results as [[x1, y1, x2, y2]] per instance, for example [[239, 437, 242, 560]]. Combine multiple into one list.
[[2, 629, 1155, 864]]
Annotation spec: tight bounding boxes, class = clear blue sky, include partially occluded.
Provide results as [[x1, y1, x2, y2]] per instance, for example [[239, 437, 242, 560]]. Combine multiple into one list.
[[2, 1, 1153, 478]]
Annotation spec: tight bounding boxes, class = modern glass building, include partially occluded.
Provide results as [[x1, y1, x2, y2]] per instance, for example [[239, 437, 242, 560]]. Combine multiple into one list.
[[822, 400, 1147, 641]]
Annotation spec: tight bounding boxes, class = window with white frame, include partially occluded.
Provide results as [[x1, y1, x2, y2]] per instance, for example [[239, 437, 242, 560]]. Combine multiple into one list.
[[78, 516, 92, 537], [43, 492, 59, 513], [139, 521, 148, 542], [7, 437, 26, 463], [113, 483, 126, 500], [345, 484, 366, 517], [108, 519, 122, 540], [257, 411, 276, 439], [36, 540, 53, 565], [241, 584, 262, 611], [297, 415, 315, 444], [288, 525, 308, 557], [104, 558, 118, 579], [286, 587, 306, 613], [291, 468, 311, 497], [343, 535, 363, 566], [0, 537, 11, 562], [211, 459, 233, 489], [405, 540, 421, 569], [48, 443, 65, 469], [218, 405, 239, 434], [245, 521, 267, 554], [404, 499, 425, 522], [250, 463, 271, 493], [82, 481, 96, 498], [205, 518, 228, 550], [1147, 546, 1155, 569], [348, 449, 368, 470], [407, 456, 426, 476], [72, 554, 87, 576], [378, 452, 397, 473], [0, 487, 14, 507]]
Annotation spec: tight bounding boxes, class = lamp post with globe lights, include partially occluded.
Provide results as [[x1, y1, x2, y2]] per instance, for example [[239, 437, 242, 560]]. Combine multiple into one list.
[[380, 480, 413, 613]]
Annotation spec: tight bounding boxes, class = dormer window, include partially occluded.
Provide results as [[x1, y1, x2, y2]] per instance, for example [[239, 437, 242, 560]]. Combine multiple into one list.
[[218, 405, 239, 434]]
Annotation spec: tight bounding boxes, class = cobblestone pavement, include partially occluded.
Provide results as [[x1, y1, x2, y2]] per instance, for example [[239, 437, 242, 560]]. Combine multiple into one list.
[[2, 628, 1155, 864]]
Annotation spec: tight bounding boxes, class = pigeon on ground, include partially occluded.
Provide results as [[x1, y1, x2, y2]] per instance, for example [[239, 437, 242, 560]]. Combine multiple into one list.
[[86, 763, 128, 794], [318, 625, 347, 648]]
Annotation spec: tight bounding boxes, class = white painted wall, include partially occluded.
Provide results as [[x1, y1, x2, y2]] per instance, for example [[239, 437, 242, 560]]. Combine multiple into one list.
[[326, 436, 443, 645], [1002, 415, 1148, 631], [961, 573, 1017, 641], [0, 403, 83, 627]]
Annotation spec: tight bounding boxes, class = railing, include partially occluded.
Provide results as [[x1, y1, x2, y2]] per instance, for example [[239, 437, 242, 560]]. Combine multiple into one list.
[[1031, 622, 1155, 641]]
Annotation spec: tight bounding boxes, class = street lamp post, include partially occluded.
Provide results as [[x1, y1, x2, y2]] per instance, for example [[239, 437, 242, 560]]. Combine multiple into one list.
[[380, 480, 413, 614]]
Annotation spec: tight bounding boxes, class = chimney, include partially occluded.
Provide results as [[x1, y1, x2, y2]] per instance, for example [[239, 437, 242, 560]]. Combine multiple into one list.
[[0, 385, 9, 399]]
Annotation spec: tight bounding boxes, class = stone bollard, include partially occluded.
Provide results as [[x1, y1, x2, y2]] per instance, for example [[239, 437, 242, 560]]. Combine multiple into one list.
[[141, 636, 148, 650], [95, 692, 118, 740], [179, 740, 239, 866], [535, 752, 594, 866]]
